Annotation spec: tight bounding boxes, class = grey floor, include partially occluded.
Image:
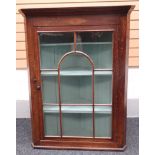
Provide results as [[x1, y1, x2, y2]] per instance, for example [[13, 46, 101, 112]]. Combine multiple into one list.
[[16, 118, 139, 155]]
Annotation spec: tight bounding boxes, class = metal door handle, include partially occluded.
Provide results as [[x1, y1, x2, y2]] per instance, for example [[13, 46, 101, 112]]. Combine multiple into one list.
[[36, 85, 41, 90]]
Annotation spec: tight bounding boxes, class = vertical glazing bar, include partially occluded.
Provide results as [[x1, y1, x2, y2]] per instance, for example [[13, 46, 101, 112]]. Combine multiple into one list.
[[58, 67, 63, 137], [74, 32, 77, 52], [92, 67, 95, 138], [58, 50, 95, 138]]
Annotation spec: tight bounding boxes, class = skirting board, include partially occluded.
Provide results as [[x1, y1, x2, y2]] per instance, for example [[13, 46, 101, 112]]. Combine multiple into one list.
[[16, 99, 139, 118]]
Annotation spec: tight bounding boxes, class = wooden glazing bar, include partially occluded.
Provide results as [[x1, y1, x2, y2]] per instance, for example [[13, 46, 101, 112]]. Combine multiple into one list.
[[58, 66, 63, 137], [74, 32, 77, 51], [57, 50, 95, 138], [43, 103, 112, 106]]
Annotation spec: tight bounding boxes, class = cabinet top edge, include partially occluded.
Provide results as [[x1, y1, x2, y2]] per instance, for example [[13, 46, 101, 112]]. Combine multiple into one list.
[[19, 5, 135, 18]]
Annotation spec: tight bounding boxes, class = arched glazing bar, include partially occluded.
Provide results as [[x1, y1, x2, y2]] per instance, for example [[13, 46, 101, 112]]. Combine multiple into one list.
[[57, 50, 95, 138]]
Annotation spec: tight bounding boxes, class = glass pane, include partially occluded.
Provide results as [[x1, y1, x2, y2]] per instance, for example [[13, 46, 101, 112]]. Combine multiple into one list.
[[60, 53, 92, 70], [43, 105, 93, 137], [43, 112, 60, 136], [94, 106, 112, 138], [76, 32, 112, 69], [62, 112, 92, 137], [39, 32, 74, 69], [94, 75, 112, 104], [41, 72, 112, 105], [41, 76, 58, 104], [59, 53, 93, 105], [43, 105, 112, 137], [95, 113, 112, 138], [60, 76, 92, 104], [40, 31, 113, 138]]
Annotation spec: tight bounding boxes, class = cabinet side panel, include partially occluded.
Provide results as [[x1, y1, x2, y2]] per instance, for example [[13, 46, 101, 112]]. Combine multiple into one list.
[[111, 27, 119, 143], [117, 14, 129, 147]]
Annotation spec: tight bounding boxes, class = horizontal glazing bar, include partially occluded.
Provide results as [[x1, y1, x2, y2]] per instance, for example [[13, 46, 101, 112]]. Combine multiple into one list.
[[40, 69, 112, 71], [91, 137, 111, 139], [44, 135, 111, 139], [43, 105, 112, 114], [44, 135, 61, 138], [45, 136, 93, 139], [41, 70, 112, 76], [41, 69, 58, 71], [62, 136, 111, 139], [95, 69, 112, 71], [58, 136, 93, 138], [40, 42, 112, 46], [43, 103, 112, 106]]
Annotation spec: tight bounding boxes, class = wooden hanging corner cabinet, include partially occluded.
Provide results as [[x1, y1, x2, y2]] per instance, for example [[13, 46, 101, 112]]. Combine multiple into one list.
[[19, 5, 134, 150]]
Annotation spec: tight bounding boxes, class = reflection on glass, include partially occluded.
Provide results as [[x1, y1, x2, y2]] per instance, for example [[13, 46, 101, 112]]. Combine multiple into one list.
[[39, 32, 74, 69], [77, 32, 112, 69]]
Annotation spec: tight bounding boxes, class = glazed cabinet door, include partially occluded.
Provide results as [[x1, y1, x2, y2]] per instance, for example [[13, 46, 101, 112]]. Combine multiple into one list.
[[37, 31, 113, 139]]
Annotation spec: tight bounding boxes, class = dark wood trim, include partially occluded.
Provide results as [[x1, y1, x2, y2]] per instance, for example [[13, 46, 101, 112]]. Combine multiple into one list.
[[25, 18, 41, 144], [32, 15, 120, 27], [32, 142, 127, 151], [111, 26, 119, 144], [33, 27, 45, 141], [20, 6, 133, 17], [36, 25, 116, 32]]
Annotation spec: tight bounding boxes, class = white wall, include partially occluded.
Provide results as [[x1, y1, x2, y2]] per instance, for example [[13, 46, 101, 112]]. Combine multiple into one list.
[[16, 68, 139, 118]]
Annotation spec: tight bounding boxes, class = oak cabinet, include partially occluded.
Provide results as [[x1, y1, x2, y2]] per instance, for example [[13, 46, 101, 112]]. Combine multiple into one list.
[[20, 5, 134, 150]]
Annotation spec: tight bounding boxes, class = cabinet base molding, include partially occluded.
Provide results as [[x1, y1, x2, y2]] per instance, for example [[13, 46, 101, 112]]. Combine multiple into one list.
[[31, 142, 127, 151]]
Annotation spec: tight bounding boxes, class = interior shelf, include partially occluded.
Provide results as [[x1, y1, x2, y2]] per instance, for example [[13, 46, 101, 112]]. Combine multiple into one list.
[[41, 70, 112, 76], [40, 42, 112, 47], [43, 105, 112, 114]]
